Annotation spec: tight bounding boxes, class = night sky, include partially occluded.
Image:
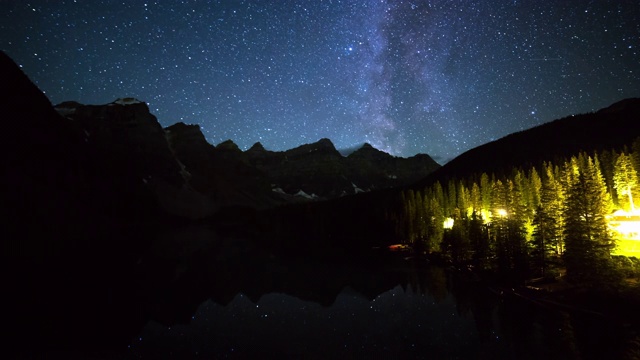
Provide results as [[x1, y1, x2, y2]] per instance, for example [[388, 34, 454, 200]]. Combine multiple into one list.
[[2, 1, 638, 162]]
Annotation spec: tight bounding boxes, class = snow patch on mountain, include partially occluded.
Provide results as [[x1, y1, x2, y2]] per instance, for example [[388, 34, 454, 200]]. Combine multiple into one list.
[[114, 97, 144, 105], [295, 190, 318, 199]]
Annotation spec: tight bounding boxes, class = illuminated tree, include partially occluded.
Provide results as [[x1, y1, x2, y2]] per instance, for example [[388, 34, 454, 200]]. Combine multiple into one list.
[[425, 191, 445, 252], [613, 152, 639, 212], [527, 167, 542, 216], [480, 173, 493, 221], [563, 154, 617, 285], [507, 176, 530, 280], [470, 182, 482, 216], [430, 182, 446, 251], [457, 181, 470, 216], [446, 180, 457, 217], [598, 149, 618, 197], [490, 178, 528, 280], [632, 137, 640, 174], [532, 164, 565, 277]]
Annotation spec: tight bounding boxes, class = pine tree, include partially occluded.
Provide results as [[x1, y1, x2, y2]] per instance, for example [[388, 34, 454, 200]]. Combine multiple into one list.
[[414, 191, 427, 250], [457, 181, 470, 217], [528, 167, 542, 216], [469, 210, 490, 270], [613, 152, 639, 212], [632, 137, 640, 174], [563, 154, 617, 285], [427, 193, 445, 252], [446, 180, 457, 217], [507, 176, 530, 281], [470, 182, 482, 216], [532, 163, 565, 277], [491, 179, 511, 275], [599, 149, 618, 199], [480, 173, 492, 221]]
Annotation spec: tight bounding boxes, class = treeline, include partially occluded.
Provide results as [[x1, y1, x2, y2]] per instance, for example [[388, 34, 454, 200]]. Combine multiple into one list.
[[393, 138, 640, 286]]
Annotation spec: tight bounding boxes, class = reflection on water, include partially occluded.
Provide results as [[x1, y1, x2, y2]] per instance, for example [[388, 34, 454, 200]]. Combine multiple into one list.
[[130, 283, 484, 358], [128, 263, 633, 359], [127, 238, 640, 359]]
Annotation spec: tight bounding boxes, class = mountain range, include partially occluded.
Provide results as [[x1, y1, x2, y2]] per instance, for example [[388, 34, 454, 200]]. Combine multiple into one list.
[[54, 97, 440, 213], [3, 47, 640, 356]]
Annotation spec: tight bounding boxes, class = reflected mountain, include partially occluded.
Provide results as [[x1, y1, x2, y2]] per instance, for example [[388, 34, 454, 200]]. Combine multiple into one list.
[[132, 284, 480, 359], [129, 260, 633, 360]]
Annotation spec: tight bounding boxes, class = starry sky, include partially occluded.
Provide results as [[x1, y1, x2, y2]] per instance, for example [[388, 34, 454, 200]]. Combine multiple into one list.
[[1, 1, 639, 162]]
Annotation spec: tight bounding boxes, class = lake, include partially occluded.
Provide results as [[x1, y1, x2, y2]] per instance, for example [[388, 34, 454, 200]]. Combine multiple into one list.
[[127, 258, 636, 359]]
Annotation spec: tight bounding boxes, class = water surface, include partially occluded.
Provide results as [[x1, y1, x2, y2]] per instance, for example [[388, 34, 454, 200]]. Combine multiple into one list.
[[128, 263, 633, 359]]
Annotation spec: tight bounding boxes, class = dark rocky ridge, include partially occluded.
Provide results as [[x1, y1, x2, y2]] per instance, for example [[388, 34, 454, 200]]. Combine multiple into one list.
[[243, 138, 441, 199], [55, 99, 441, 210], [164, 122, 275, 209]]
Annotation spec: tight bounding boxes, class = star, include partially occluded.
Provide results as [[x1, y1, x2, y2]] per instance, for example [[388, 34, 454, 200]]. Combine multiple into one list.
[[0, 0, 638, 162]]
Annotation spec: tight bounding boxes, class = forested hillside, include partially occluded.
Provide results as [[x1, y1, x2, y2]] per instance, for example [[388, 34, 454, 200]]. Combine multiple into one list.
[[393, 138, 640, 286]]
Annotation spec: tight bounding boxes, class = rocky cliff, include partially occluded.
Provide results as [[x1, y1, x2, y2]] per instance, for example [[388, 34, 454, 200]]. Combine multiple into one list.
[[245, 138, 441, 199]]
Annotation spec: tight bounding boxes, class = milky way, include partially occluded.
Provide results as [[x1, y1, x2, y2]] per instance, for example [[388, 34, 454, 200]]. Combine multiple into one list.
[[1, 1, 638, 161]]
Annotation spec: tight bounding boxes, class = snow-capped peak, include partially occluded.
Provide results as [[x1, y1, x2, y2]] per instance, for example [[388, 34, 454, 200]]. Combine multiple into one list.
[[114, 97, 144, 105]]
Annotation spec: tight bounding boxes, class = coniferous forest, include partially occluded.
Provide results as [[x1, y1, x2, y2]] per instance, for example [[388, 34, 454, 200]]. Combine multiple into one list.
[[393, 138, 640, 286]]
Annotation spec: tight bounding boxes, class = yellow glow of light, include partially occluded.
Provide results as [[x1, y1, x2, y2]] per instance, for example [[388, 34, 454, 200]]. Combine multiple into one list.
[[609, 210, 640, 237], [497, 209, 508, 217], [443, 217, 454, 229], [609, 209, 640, 255]]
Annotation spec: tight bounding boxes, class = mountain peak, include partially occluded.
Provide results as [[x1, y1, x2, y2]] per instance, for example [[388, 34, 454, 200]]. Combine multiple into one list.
[[248, 142, 266, 152], [286, 138, 338, 156], [216, 139, 241, 151], [112, 97, 144, 106], [348, 142, 392, 160], [316, 138, 336, 148]]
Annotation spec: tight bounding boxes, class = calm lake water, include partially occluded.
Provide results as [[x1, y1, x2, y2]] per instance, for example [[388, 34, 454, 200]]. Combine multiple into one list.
[[127, 261, 637, 359]]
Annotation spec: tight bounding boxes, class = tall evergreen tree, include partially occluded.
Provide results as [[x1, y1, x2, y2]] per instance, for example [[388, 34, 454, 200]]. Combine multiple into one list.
[[507, 177, 530, 280], [528, 167, 542, 216], [469, 210, 491, 270], [613, 152, 639, 212], [563, 154, 617, 285], [470, 182, 482, 216], [532, 163, 565, 277], [446, 180, 457, 217], [457, 181, 470, 217], [480, 173, 492, 222], [414, 191, 428, 250], [599, 149, 618, 200]]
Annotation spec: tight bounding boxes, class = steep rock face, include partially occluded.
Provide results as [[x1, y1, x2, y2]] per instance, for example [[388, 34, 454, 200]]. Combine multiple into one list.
[[246, 139, 440, 199], [1, 51, 164, 353], [279, 138, 350, 198], [247, 138, 351, 198], [55, 99, 213, 219], [57, 98, 184, 185], [165, 123, 276, 208], [346, 143, 441, 190], [344, 143, 396, 191], [216, 139, 242, 152]]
